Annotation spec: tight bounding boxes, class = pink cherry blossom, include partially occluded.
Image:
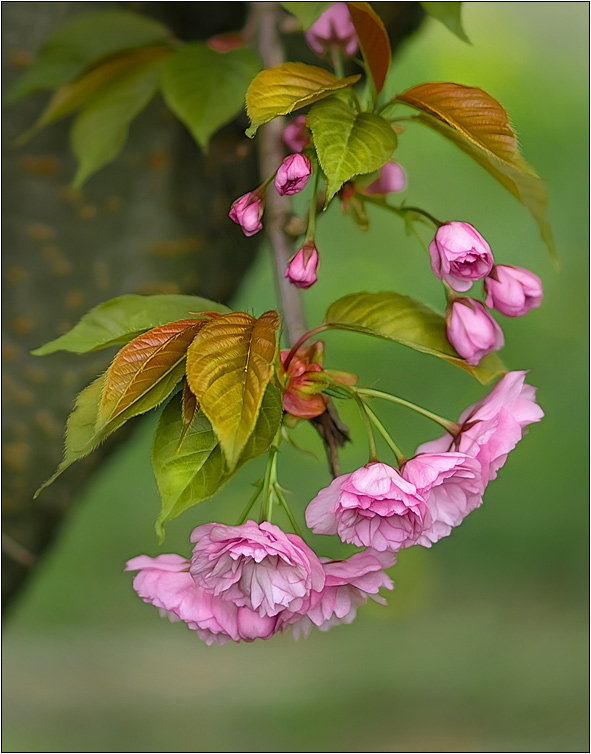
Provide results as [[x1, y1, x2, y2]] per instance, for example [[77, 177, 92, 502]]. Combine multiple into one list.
[[429, 222, 494, 292], [305, 3, 358, 58], [484, 264, 543, 317], [228, 190, 264, 236], [364, 162, 407, 195], [285, 242, 319, 289], [125, 554, 278, 645], [283, 115, 310, 153], [190, 521, 325, 618], [446, 297, 504, 365], [417, 371, 544, 484], [402, 452, 483, 546], [275, 153, 312, 196], [305, 462, 430, 552], [282, 550, 396, 639]]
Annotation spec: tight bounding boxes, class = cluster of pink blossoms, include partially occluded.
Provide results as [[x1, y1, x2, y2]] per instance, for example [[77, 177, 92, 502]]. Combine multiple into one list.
[[429, 222, 543, 365], [127, 371, 542, 644]]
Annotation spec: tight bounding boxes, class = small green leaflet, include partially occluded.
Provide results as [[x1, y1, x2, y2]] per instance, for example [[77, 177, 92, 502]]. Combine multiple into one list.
[[421, 3, 470, 44], [280, 3, 334, 29]]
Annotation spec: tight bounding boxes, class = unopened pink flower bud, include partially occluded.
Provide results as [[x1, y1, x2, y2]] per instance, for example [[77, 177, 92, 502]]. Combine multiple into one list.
[[429, 222, 494, 292], [283, 115, 310, 153], [275, 154, 312, 196], [229, 190, 264, 237], [364, 162, 407, 195], [305, 2, 358, 58], [285, 242, 319, 289], [484, 264, 543, 317], [446, 298, 504, 366]]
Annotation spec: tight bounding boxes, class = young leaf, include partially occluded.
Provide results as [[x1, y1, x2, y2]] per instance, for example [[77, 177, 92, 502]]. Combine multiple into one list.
[[20, 47, 169, 143], [179, 383, 200, 450], [245, 63, 360, 137], [32, 294, 229, 355], [5, 10, 173, 105], [395, 82, 555, 260], [325, 291, 506, 383], [153, 384, 282, 539], [71, 52, 167, 188], [308, 97, 397, 203], [280, 2, 334, 29], [186, 310, 280, 470], [35, 358, 189, 497], [421, 3, 470, 44], [97, 319, 205, 429], [161, 43, 260, 151], [346, 2, 391, 94]]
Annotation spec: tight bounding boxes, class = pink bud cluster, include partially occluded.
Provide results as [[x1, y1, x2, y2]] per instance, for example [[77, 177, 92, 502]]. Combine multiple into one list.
[[429, 222, 543, 365]]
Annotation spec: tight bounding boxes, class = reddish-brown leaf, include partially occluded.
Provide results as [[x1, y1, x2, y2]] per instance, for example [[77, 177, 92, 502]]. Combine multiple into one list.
[[346, 2, 391, 94], [99, 318, 205, 426]]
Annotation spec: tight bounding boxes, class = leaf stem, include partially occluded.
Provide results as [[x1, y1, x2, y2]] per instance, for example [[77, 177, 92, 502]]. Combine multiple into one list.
[[274, 484, 303, 537], [362, 194, 444, 227], [353, 392, 379, 463], [238, 480, 264, 524], [259, 445, 279, 523], [361, 400, 407, 466], [282, 323, 331, 371], [357, 387, 459, 435]]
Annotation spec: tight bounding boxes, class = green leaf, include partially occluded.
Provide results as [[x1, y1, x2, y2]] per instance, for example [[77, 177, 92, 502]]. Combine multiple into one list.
[[421, 3, 470, 43], [71, 52, 167, 188], [19, 47, 169, 143], [97, 319, 206, 430], [186, 311, 280, 470], [161, 43, 260, 151], [153, 383, 282, 539], [5, 10, 173, 105], [35, 354, 189, 497], [280, 2, 334, 28], [325, 291, 506, 384], [346, 2, 391, 93], [395, 82, 555, 261], [33, 294, 229, 355], [308, 97, 397, 203], [245, 62, 360, 137]]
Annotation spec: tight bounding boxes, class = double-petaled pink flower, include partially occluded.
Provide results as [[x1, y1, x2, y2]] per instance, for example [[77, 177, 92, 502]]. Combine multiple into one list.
[[429, 222, 494, 292], [306, 462, 430, 553], [401, 452, 483, 546], [127, 521, 396, 643], [417, 371, 544, 485]]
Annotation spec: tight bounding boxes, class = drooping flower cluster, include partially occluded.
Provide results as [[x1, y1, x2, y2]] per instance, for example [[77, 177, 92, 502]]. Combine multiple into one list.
[[127, 522, 394, 645], [128, 372, 542, 644], [429, 222, 543, 365], [306, 372, 542, 553]]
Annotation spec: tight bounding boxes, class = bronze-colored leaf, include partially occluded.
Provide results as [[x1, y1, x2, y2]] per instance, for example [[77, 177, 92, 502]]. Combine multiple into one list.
[[185, 310, 280, 469], [346, 2, 391, 94], [98, 318, 205, 428], [395, 82, 555, 259]]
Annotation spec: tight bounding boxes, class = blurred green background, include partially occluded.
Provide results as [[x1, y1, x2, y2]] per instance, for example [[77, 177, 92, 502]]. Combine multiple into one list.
[[3, 3, 588, 752]]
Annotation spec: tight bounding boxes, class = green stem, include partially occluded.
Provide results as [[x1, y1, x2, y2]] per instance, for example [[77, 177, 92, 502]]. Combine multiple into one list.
[[361, 401, 407, 466], [282, 323, 331, 371], [273, 484, 303, 538], [357, 388, 459, 435], [259, 446, 279, 523], [238, 480, 264, 524], [362, 194, 444, 228], [353, 393, 379, 463]]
